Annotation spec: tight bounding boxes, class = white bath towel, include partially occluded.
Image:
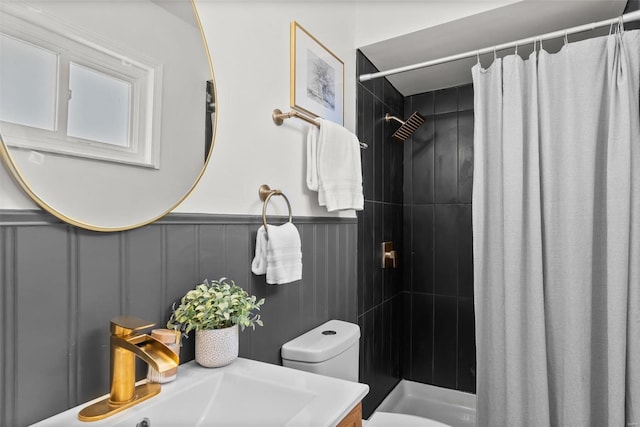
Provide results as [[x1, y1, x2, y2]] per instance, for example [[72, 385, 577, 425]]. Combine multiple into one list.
[[307, 118, 364, 211], [251, 222, 302, 285], [306, 123, 320, 191]]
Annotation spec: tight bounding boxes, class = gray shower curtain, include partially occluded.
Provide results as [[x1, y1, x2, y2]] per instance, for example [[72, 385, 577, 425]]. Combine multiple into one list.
[[472, 30, 640, 426]]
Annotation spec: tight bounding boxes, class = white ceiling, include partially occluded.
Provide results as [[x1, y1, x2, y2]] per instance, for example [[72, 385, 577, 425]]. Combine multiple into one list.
[[359, 0, 628, 96]]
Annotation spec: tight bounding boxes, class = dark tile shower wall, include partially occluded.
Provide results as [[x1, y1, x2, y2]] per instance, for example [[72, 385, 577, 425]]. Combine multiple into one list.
[[356, 50, 404, 418], [0, 212, 357, 427], [403, 85, 476, 393], [626, 0, 640, 30]]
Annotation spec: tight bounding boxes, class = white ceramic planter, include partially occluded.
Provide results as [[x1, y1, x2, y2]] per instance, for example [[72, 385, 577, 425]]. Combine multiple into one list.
[[195, 324, 239, 368]]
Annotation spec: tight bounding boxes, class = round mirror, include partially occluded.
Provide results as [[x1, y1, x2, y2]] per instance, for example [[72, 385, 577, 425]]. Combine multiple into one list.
[[0, 0, 216, 231]]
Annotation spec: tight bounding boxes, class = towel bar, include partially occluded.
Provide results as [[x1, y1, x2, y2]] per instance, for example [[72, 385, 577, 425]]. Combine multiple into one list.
[[272, 109, 368, 149], [259, 184, 293, 229]]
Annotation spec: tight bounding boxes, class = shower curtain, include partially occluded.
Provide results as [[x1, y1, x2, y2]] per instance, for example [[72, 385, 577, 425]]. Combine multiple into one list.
[[472, 30, 640, 426]]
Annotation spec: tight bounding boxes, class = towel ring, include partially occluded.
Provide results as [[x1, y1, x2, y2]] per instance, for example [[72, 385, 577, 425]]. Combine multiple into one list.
[[259, 184, 292, 229]]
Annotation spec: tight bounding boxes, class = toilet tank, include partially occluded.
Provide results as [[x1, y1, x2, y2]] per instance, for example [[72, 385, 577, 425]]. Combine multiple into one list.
[[281, 320, 360, 382]]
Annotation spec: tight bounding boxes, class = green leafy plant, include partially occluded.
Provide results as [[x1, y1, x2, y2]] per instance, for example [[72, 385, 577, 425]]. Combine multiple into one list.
[[167, 278, 264, 335]]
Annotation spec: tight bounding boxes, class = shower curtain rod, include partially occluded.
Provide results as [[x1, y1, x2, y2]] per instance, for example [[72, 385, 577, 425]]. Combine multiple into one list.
[[359, 9, 640, 83]]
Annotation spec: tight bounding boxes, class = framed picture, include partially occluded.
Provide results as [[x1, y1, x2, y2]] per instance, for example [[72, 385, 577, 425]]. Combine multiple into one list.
[[290, 21, 344, 125]]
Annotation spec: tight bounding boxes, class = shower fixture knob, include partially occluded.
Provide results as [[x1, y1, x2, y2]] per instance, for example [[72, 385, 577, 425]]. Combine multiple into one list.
[[382, 241, 398, 269]]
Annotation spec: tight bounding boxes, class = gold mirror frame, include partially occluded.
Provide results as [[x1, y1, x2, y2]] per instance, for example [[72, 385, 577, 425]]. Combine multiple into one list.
[[0, 0, 217, 232]]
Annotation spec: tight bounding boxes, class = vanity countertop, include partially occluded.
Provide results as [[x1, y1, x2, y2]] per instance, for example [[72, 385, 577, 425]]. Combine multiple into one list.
[[31, 357, 369, 427]]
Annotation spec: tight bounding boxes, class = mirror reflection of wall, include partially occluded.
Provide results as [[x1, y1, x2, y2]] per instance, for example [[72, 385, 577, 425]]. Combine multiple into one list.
[[0, 0, 216, 231]]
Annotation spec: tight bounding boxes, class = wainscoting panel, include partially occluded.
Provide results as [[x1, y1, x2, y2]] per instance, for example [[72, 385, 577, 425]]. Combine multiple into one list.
[[0, 211, 357, 427], [15, 226, 71, 427]]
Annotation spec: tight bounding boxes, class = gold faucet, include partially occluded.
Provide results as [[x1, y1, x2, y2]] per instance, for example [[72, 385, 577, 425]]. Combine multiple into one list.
[[78, 316, 180, 422]]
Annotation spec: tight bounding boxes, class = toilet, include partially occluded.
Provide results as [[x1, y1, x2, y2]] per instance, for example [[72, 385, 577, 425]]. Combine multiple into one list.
[[281, 319, 360, 382], [282, 320, 447, 426]]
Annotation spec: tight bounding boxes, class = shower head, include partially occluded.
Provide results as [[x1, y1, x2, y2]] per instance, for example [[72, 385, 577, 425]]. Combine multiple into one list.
[[385, 112, 425, 142]]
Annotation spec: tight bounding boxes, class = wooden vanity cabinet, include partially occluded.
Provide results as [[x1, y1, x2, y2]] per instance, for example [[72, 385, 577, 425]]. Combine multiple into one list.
[[336, 402, 362, 427]]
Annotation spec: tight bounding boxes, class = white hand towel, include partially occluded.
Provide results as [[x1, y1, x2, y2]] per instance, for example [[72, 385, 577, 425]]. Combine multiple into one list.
[[265, 222, 302, 284], [251, 222, 302, 285], [251, 226, 268, 275], [314, 118, 364, 211]]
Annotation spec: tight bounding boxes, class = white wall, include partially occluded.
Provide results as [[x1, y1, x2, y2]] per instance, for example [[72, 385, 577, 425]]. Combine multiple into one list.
[[0, 1, 513, 219], [175, 0, 358, 218]]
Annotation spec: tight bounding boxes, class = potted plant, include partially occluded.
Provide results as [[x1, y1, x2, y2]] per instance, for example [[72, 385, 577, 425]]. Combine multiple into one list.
[[167, 277, 264, 367]]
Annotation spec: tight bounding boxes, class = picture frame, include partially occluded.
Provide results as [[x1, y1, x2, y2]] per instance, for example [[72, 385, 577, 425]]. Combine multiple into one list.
[[290, 21, 344, 125]]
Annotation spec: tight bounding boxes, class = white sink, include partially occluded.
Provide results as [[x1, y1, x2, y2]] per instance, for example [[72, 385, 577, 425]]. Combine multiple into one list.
[[110, 372, 315, 427], [31, 358, 369, 427]]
